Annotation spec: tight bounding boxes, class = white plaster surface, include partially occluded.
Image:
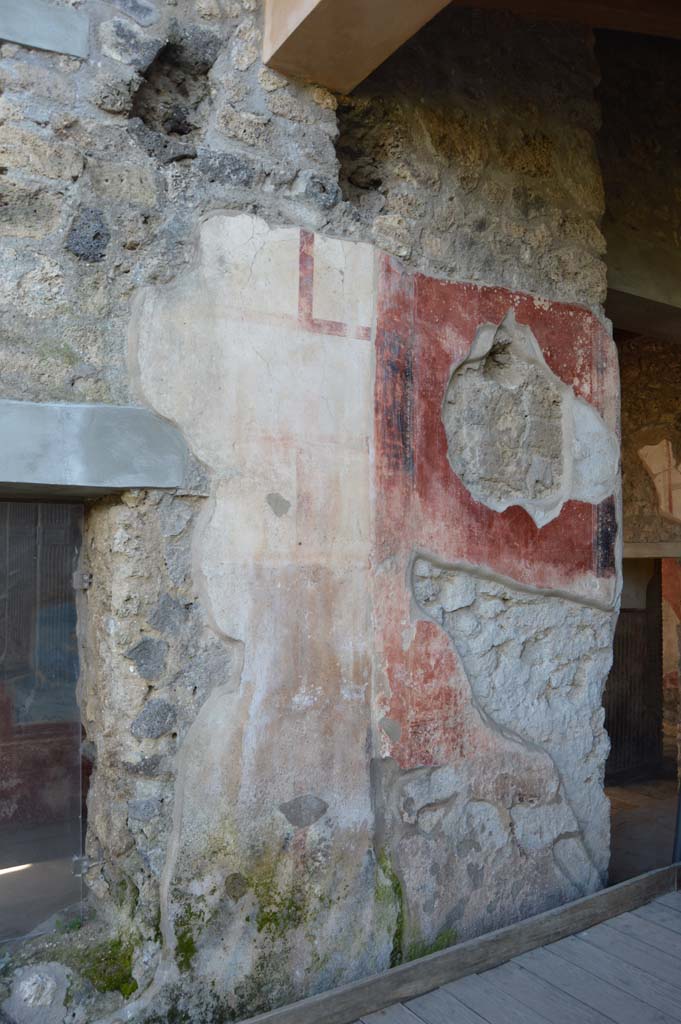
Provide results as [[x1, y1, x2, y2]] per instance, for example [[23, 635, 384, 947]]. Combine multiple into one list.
[[131, 213, 389, 1012]]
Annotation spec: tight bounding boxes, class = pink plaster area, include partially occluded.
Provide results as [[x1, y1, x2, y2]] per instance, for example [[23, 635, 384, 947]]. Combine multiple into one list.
[[373, 254, 619, 769]]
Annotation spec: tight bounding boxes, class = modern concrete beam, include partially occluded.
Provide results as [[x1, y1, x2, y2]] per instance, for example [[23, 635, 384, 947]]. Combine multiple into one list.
[[263, 0, 451, 93], [0, 0, 89, 58], [264, 0, 681, 93], [0, 400, 187, 496]]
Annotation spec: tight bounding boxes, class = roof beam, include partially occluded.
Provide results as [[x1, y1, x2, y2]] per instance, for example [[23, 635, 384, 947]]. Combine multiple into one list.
[[263, 0, 451, 94], [264, 0, 681, 93]]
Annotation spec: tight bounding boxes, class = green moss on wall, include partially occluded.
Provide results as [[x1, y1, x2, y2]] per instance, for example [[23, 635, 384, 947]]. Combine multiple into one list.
[[405, 927, 457, 962], [72, 937, 138, 999], [376, 850, 404, 968]]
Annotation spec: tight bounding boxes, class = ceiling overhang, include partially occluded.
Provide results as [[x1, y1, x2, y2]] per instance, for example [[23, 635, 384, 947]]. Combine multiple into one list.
[[264, 0, 681, 93]]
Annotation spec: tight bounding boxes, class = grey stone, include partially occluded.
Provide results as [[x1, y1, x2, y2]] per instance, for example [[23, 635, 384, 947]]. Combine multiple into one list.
[[300, 172, 341, 210], [129, 119, 197, 164], [266, 492, 291, 517], [128, 797, 161, 822], [197, 151, 256, 188], [122, 754, 169, 777], [99, 18, 163, 72], [112, 0, 158, 28], [65, 208, 110, 263], [126, 639, 168, 681], [149, 594, 189, 634], [168, 21, 222, 74], [278, 794, 328, 828], [3, 963, 71, 1024], [131, 698, 176, 738]]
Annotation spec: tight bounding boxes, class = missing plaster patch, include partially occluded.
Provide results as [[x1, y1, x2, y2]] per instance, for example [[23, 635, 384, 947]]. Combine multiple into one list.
[[639, 439, 681, 524], [442, 310, 618, 527]]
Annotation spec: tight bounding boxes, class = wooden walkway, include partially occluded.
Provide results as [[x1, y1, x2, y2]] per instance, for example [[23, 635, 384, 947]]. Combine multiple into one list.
[[358, 890, 681, 1024]]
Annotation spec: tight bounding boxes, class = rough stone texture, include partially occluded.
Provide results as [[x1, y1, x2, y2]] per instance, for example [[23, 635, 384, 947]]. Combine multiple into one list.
[[619, 335, 681, 543], [65, 208, 111, 262], [409, 557, 611, 934], [598, 31, 681, 308], [335, 7, 606, 305], [443, 310, 618, 527], [0, 0, 340, 405]]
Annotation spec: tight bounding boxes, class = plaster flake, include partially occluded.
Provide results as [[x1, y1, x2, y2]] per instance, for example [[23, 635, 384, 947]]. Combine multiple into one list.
[[639, 439, 681, 524], [443, 310, 619, 527], [131, 212, 387, 1013]]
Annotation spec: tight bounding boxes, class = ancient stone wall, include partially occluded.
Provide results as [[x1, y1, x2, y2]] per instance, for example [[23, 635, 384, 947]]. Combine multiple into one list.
[[0, 5, 619, 1023], [598, 31, 681, 308], [619, 336, 681, 544]]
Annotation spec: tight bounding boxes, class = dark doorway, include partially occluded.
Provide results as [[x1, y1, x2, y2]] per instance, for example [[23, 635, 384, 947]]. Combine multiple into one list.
[[604, 558, 678, 883], [0, 501, 85, 942], [605, 559, 663, 781]]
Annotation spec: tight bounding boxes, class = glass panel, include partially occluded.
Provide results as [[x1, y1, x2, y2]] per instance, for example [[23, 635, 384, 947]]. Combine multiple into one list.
[[0, 501, 84, 942]]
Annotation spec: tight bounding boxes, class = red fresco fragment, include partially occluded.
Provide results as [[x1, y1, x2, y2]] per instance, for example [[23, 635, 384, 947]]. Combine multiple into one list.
[[663, 559, 681, 623], [373, 254, 619, 769]]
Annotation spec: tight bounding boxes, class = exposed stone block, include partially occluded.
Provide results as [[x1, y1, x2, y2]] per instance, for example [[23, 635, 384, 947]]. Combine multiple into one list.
[[125, 639, 169, 681], [131, 698, 177, 738], [65, 208, 111, 262]]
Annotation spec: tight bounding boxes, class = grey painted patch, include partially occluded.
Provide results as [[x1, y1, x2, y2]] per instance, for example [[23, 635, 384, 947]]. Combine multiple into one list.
[[131, 698, 176, 738], [125, 639, 168, 681], [2, 963, 72, 1024], [266, 492, 291, 517], [278, 794, 328, 828], [379, 717, 402, 742], [0, 400, 187, 493], [65, 208, 110, 263], [0, 0, 89, 58]]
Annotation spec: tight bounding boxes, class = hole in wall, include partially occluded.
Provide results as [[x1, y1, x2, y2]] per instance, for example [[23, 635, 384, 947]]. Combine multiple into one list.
[[131, 43, 212, 140]]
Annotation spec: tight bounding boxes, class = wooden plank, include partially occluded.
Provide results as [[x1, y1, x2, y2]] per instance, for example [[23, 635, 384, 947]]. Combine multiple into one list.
[[449, 0, 681, 40], [517, 946, 679, 1024], [263, 0, 681, 94], [579, 921, 681, 987], [633, 900, 681, 936], [606, 910, 681, 957], [406, 988, 489, 1024], [241, 866, 678, 1024], [655, 891, 681, 911], [443, 973, 551, 1024], [263, 0, 451, 93], [361, 1007, 423, 1024], [549, 933, 681, 1020], [483, 960, 611, 1024]]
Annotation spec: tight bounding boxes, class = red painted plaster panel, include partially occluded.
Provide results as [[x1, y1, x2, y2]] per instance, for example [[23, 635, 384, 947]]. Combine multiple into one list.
[[373, 255, 619, 768]]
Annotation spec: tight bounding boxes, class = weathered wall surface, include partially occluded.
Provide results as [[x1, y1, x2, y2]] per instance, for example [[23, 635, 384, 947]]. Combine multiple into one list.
[[619, 336, 681, 543], [0, 4, 620, 1024], [598, 31, 681, 310], [336, 8, 606, 306]]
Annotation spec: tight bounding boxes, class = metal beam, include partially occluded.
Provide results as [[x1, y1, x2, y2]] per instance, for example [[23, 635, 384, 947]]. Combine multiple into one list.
[[0, 0, 89, 59], [0, 400, 187, 495], [264, 0, 681, 93]]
